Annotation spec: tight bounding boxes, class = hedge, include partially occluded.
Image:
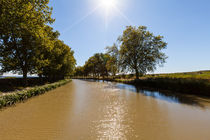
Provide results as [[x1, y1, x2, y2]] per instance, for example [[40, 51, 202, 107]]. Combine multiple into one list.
[[0, 79, 71, 109]]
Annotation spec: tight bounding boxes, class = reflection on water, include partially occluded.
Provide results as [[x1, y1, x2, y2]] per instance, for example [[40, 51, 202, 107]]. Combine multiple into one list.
[[84, 79, 210, 108], [95, 101, 129, 139], [0, 79, 210, 140]]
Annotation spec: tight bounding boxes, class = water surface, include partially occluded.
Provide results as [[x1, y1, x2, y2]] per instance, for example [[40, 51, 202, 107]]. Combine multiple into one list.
[[0, 79, 210, 140]]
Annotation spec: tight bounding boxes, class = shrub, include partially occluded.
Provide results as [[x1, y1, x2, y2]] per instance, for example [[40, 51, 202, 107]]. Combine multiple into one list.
[[0, 79, 71, 109]]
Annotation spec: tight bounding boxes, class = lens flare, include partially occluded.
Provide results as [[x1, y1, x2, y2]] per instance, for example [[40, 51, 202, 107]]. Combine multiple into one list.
[[101, 0, 116, 9]]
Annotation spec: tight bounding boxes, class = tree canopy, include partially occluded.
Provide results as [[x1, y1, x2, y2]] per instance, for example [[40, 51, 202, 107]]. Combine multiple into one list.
[[0, 0, 76, 85], [118, 26, 167, 79], [74, 26, 167, 79]]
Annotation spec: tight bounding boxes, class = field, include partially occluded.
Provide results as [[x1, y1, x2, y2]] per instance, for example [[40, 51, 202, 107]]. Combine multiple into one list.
[[145, 70, 210, 80]]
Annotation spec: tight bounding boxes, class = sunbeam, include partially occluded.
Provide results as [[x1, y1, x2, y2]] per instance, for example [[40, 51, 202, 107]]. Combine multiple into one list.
[[112, 5, 133, 25], [63, 0, 133, 33], [62, 5, 101, 33]]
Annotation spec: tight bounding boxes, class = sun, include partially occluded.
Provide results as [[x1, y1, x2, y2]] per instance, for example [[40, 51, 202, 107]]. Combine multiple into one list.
[[101, 0, 116, 9]]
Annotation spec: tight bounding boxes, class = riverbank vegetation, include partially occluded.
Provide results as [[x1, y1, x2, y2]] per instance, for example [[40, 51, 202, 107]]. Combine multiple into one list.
[[0, 0, 76, 86], [115, 75, 210, 96], [0, 77, 65, 93], [75, 71, 210, 96], [145, 70, 210, 79], [0, 79, 71, 109], [74, 26, 210, 96]]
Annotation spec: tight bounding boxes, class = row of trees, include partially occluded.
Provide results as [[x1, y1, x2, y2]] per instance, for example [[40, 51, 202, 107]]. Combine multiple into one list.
[[0, 0, 76, 84], [75, 52, 118, 79], [75, 26, 167, 79]]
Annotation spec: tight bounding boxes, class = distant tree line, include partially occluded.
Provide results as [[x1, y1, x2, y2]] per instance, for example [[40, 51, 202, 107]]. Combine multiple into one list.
[[75, 26, 167, 79], [0, 0, 76, 85]]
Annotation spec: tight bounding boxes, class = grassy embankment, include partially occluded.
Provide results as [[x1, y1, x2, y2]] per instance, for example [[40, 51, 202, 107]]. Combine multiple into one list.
[[77, 70, 210, 96], [0, 79, 71, 109]]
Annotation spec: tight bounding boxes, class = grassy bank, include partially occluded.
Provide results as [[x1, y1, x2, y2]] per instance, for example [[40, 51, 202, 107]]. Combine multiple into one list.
[[0, 79, 71, 109], [115, 78, 210, 96], [145, 70, 210, 80], [0, 77, 58, 93], [75, 70, 210, 96]]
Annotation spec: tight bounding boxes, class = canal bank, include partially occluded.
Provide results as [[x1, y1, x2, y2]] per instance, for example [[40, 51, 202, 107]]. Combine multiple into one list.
[[75, 77, 210, 97], [0, 79, 71, 109]]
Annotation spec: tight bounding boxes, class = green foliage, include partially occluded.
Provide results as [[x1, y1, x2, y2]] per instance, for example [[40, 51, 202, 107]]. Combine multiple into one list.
[[0, 0, 76, 84], [36, 40, 76, 79], [0, 0, 54, 76], [74, 66, 85, 77], [0, 79, 71, 109], [74, 25, 167, 80], [106, 43, 119, 76], [75, 53, 111, 78], [118, 26, 167, 79]]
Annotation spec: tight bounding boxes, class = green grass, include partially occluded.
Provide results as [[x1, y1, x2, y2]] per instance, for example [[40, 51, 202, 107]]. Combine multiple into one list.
[[0, 79, 71, 109], [145, 70, 210, 80], [78, 70, 210, 80]]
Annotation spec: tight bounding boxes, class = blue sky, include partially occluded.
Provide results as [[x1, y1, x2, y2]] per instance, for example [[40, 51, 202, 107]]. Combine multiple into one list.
[[49, 0, 210, 73]]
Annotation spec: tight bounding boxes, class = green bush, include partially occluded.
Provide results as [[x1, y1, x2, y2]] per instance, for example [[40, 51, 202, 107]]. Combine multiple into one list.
[[0, 79, 71, 109]]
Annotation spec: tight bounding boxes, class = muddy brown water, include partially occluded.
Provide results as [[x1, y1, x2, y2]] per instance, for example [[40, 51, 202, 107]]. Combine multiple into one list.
[[0, 79, 210, 140]]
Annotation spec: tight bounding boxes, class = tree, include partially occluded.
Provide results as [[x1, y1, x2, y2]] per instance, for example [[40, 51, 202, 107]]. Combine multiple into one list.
[[91, 53, 109, 78], [84, 56, 97, 77], [79, 53, 110, 79], [74, 66, 85, 77], [106, 43, 119, 77], [39, 40, 76, 80], [118, 26, 167, 79], [0, 0, 54, 85], [34, 25, 60, 78]]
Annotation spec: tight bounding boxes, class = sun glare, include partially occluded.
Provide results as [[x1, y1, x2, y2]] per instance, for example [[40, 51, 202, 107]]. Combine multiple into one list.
[[64, 0, 131, 32], [101, 0, 116, 9]]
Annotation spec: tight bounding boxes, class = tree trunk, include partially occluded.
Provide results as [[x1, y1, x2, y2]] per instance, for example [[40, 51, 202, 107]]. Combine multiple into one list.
[[22, 36, 28, 87], [39, 74, 43, 84], [23, 68, 28, 86], [134, 58, 139, 79], [135, 68, 139, 79]]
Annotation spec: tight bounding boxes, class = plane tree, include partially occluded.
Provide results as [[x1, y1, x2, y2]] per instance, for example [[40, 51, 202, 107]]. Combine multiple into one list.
[[0, 0, 54, 84], [118, 26, 167, 79], [106, 43, 119, 77]]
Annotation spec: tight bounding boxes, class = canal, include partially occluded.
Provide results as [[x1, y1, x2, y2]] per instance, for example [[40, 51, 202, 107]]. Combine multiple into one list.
[[0, 79, 210, 140]]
